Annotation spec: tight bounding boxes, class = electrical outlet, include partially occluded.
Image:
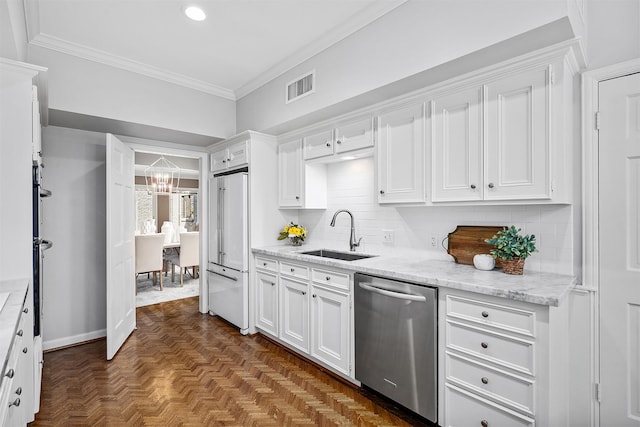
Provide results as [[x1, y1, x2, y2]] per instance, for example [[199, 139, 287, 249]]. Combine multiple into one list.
[[430, 235, 437, 248], [382, 229, 394, 244]]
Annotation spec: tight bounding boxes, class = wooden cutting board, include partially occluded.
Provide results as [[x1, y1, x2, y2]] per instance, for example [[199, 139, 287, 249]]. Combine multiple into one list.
[[447, 225, 505, 268]]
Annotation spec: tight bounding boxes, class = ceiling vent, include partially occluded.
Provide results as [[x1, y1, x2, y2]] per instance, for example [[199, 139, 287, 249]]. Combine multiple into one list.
[[286, 71, 315, 104]]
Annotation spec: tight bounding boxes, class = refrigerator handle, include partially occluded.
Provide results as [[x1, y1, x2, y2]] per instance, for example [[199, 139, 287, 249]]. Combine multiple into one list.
[[218, 182, 224, 265]]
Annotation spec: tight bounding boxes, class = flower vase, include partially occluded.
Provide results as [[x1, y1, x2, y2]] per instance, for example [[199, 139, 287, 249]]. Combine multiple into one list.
[[289, 236, 303, 246], [161, 221, 174, 245]]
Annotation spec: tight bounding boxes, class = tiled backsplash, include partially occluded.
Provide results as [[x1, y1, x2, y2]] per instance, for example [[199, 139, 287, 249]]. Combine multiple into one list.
[[295, 157, 575, 275]]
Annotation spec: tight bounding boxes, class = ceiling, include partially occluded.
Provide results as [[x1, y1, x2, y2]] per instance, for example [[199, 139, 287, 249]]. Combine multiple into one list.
[[26, 0, 406, 100]]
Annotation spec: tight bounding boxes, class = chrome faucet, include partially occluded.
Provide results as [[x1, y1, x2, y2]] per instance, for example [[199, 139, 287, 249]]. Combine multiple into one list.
[[330, 209, 362, 251]]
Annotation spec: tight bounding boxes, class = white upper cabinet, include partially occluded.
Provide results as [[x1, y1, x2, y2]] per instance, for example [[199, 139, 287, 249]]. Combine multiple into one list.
[[334, 117, 374, 155], [302, 116, 374, 161], [278, 139, 303, 207], [377, 103, 426, 203], [432, 64, 557, 202], [431, 88, 483, 202], [210, 139, 248, 173], [484, 66, 549, 200]]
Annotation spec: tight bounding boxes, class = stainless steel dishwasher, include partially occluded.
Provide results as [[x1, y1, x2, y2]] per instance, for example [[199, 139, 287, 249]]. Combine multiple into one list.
[[354, 273, 437, 423]]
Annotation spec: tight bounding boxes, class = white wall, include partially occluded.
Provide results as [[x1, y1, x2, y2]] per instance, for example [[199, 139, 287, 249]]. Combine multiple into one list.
[[586, 0, 640, 70], [237, 0, 576, 133], [41, 126, 107, 349], [28, 46, 236, 139], [297, 158, 576, 275]]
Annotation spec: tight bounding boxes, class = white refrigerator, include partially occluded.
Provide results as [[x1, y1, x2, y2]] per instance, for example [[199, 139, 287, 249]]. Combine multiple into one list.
[[207, 170, 249, 334]]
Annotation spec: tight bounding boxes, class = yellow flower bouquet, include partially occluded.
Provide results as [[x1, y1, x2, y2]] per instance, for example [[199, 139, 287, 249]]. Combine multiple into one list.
[[278, 222, 307, 246]]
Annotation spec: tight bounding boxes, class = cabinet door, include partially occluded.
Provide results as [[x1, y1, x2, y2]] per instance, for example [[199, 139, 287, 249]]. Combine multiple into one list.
[[227, 140, 248, 169], [377, 103, 426, 203], [335, 117, 374, 155], [279, 277, 309, 352], [210, 149, 228, 173], [311, 285, 350, 375], [278, 139, 303, 207], [432, 88, 483, 202], [303, 129, 334, 160], [256, 271, 278, 336], [485, 66, 550, 200]]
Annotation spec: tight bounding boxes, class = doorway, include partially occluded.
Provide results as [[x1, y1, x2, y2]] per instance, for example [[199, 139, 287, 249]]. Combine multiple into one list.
[[133, 151, 202, 307]]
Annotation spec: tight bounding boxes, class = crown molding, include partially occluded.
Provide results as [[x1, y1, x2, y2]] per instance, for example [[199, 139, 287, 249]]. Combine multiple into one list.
[[235, 0, 407, 99], [29, 33, 236, 100]]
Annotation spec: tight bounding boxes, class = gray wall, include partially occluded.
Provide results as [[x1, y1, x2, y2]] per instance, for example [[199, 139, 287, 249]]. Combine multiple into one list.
[[41, 126, 107, 349]]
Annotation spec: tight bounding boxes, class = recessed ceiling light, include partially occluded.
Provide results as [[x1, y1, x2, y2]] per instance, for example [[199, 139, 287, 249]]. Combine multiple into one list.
[[184, 6, 206, 21]]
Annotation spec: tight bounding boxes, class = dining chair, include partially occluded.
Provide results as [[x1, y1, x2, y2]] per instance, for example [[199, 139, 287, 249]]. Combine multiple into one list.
[[135, 233, 165, 292], [165, 232, 199, 286]]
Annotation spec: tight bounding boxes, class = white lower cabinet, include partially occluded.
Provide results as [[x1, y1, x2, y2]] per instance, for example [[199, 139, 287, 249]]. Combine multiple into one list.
[[279, 276, 309, 353], [310, 284, 350, 375], [440, 290, 569, 426], [253, 255, 354, 381]]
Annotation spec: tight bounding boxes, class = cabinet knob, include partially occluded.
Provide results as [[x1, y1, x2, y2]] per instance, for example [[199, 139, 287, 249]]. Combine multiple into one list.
[[480, 420, 489, 427], [488, 182, 495, 189], [481, 377, 489, 384], [222, 159, 226, 163], [23, 307, 28, 314], [336, 139, 342, 145], [481, 342, 488, 349], [263, 262, 267, 266], [481, 311, 489, 318], [326, 142, 331, 147], [470, 184, 476, 189], [291, 268, 295, 273], [313, 294, 317, 298], [15, 387, 22, 396], [379, 190, 385, 195], [16, 329, 23, 337], [22, 347, 28, 354], [271, 282, 275, 287], [5, 369, 14, 379], [9, 398, 20, 408], [301, 291, 306, 296], [295, 196, 300, 200], [227, 158, 231, 162], [326, 276, 331, 281]]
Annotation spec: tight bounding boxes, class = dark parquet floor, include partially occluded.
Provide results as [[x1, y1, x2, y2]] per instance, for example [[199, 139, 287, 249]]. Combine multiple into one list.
[[30, 297, 432, 426]]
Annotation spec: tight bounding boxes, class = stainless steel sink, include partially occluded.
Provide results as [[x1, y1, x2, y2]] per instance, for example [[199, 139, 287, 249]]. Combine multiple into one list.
[[300, 249, 376, 261]]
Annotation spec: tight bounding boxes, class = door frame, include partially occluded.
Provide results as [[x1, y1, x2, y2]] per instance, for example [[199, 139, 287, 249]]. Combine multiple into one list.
[[124, 138, 210, 314], [582, 58, 640, 427]]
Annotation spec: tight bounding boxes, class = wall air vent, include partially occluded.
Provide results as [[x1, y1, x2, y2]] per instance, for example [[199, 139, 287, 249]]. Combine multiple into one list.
[[286, 71, 315, 104]]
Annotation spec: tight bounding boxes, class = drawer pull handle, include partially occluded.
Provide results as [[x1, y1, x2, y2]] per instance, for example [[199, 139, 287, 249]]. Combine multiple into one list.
[[481, 342, 488, 349], [22, 347, 28, 354], [15, 387, 22, 396], [481, 377, 489, 384], [16, 329, 23, 337], [480, 420, 488, 427], [481, 311, 489, 318], [9, 398, 20, 408], [5, 369, 14, 379]]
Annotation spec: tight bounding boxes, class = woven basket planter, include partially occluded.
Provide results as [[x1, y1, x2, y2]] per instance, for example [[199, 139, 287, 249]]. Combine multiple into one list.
[[500, 257, 525, 275]]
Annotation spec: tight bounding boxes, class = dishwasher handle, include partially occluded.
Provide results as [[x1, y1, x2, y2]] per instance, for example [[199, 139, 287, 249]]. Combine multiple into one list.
[[358, 282, 426, 302]]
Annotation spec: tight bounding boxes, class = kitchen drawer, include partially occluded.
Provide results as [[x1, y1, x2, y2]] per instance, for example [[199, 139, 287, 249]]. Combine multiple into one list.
[[446, 320, 535, 375], [255, 256, 278, 273], [447, 295, 535, 337], [311, 268, 350, 291], [280, 262, 309, 281], [445, 384, 535, 427], [446, 351, 534, 416]]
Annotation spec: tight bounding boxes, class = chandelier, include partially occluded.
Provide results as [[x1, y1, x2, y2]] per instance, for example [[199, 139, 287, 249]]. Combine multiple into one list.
[[144, 155, 181, 194]]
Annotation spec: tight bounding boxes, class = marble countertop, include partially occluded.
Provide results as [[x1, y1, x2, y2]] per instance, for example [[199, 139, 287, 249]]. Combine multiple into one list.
[[252, 245, 577, 307], [0, 280, 28, 386]]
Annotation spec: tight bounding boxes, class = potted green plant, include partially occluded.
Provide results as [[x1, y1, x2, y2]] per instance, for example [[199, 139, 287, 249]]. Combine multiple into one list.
[[485, 226, 536, 275]]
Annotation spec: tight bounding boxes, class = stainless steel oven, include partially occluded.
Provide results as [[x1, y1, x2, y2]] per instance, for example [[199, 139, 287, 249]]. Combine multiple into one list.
[[354, 273, 437, 423]]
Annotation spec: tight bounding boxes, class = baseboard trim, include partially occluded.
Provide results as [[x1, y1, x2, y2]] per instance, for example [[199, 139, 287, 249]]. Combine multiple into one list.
[[43, 329, 106, 352]]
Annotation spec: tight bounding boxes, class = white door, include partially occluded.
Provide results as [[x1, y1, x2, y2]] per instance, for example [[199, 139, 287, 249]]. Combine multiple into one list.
[[278, 139, 303, 207], [599, 72, 640, 426], [377, 103, 426, 203], [279, 277, 309, 352], [311, 285, 350, 375], [431, 88, 483, 202], [485, 66, 550, 200], [335, 117, 374, 154], [255, 271, 278, 336], [106, 134, 135, 360]]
